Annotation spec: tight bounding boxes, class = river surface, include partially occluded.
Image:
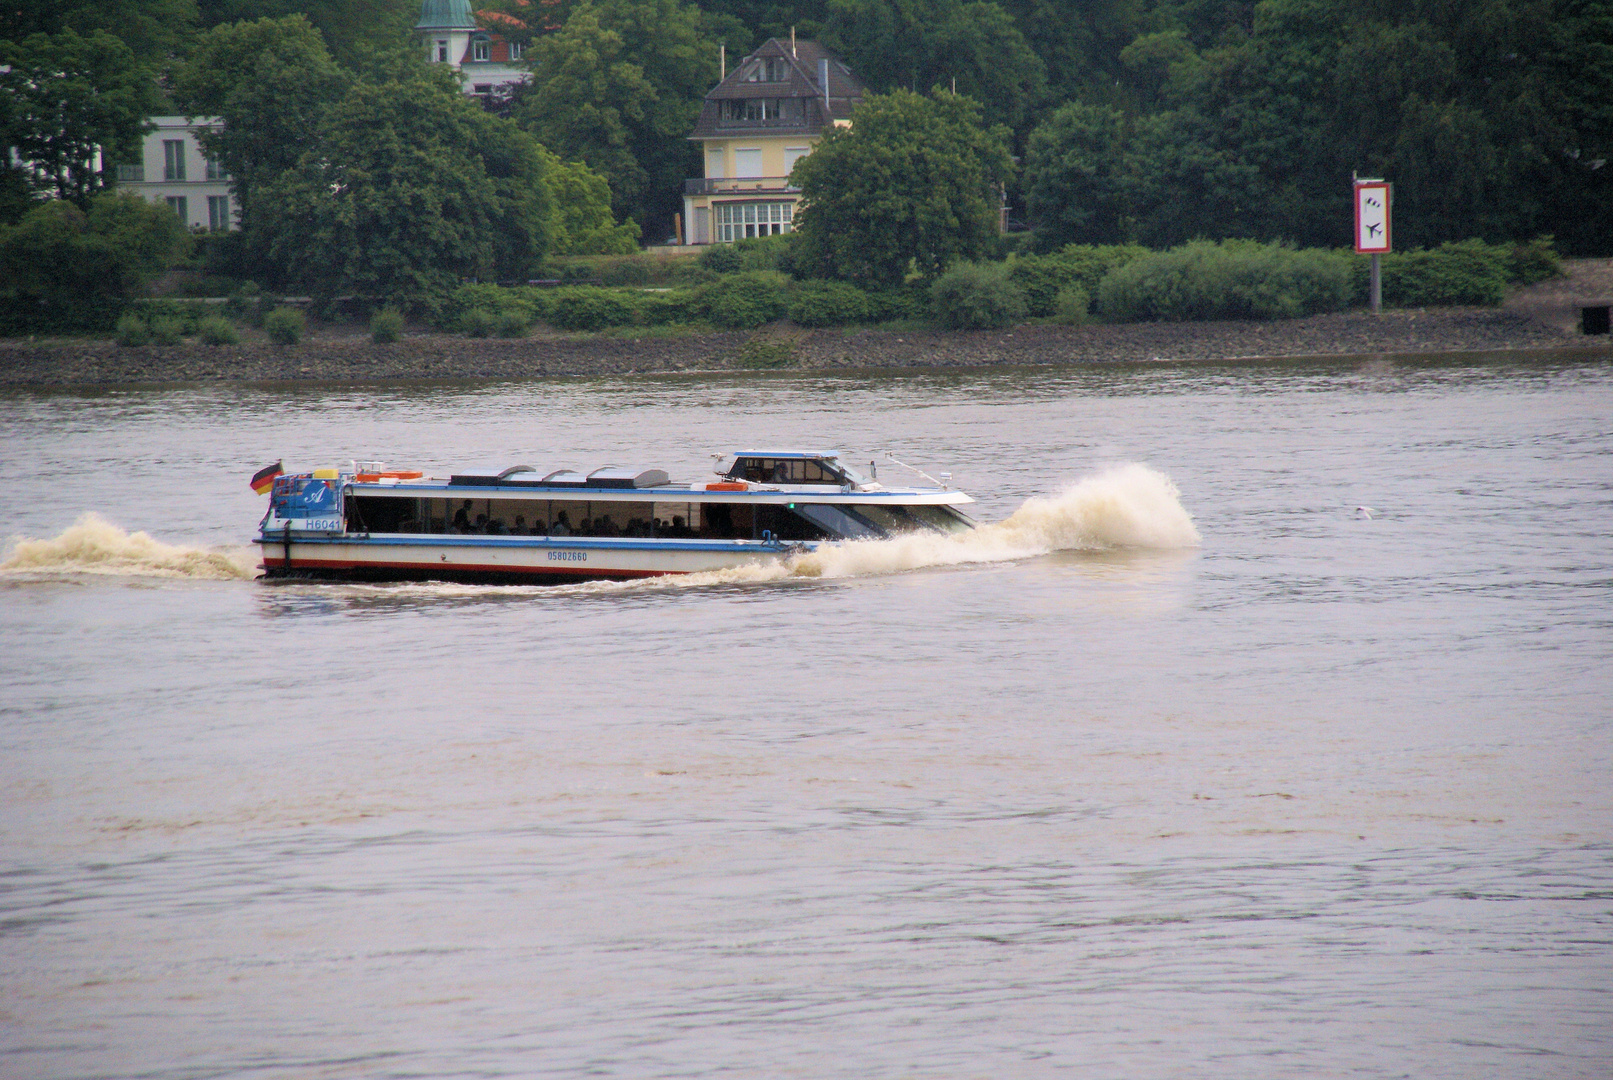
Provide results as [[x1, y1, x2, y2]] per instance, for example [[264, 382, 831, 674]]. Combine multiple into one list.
[[2, 356, 1610, 1079]]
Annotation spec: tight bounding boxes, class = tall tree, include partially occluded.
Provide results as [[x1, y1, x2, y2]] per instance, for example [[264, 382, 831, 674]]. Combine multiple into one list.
[[0, 30, 161, 205], [194, 0, 418, 69], [256, 70, 555, 304], [0, 0, 198, 66], [1022, 101, 1132, 247], [170, 15, 352, 234], [821, 0, 1047, 132], [514, 0, 719, 236], [790, 89, 1014, 285]]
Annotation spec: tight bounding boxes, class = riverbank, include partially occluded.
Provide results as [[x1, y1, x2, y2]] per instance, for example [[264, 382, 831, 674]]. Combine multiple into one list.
[[1, 306, 1605, 387]]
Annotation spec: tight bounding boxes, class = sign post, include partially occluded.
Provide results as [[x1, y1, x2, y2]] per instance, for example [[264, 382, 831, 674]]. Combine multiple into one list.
[[1354, 178, 1392, 313]]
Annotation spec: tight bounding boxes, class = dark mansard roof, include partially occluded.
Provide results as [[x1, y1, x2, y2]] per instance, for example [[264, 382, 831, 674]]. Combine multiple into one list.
[[688, 39, 866, 140]]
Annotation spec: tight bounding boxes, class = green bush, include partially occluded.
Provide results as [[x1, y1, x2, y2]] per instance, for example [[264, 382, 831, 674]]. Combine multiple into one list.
[[494, 309, 529, 337], [1052, 285, 1091, 325], [865, 286, 930, 323], [789, 280, 873, 327], [1099, 240, 1354, 322], [730, 234, 795, 274], [129, 298, 207, 335], [114, 313, 149, 347], [433, 282, 548, 332], [697, 271, 790, 329], [264, 306, 305, 345], [149, 317, 185, 345], [1373, 240, 1508, 307], [698, 244, 744, 274], [1504, 236, 1563, 285], [370, 306, 405, 343], [547, 286, 639, 331], [638, 289, 697, 326], [598, 257, 651, 286], [930, 261, 1029, 330], [1008, 244, 1149, 316], [197, 315, 239, 345], [463, 307, 496, 337]]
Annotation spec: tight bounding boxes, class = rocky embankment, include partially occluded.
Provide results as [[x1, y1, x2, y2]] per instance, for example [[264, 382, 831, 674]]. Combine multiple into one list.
[[0, 306, 1604, 388]]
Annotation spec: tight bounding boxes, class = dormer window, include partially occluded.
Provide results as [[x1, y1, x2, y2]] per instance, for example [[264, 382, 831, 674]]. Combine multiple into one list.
[[472, 36, 490, 61], [742, 56, 790, 82], [509, 41, 523, 60]]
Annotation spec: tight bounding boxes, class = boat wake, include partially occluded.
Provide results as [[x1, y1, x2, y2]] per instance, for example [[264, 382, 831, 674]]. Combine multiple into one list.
[[576, 462, 1201, 593], [2, 465, 1197, 590], [0, 513, 256, 581]]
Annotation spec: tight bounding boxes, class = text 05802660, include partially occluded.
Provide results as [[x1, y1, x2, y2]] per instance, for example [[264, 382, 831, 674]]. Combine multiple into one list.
[[548, 550, 587, 562]]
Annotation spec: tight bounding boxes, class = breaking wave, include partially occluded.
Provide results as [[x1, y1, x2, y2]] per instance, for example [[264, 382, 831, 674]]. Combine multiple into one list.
[[0, 513, 256, 580]]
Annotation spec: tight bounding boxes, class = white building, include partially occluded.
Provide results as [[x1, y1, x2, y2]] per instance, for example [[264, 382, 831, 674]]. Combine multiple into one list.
[[117, 116, 235, 231], [417, 0, 529, 106]]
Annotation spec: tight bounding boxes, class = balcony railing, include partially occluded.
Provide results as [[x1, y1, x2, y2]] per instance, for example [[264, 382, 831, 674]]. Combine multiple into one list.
[[685, 177, 800, 196]]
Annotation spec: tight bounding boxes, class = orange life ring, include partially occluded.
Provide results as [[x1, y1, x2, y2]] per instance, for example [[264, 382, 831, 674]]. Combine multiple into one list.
[[355, 470, 424, 482], [706, 481, 747, 491]]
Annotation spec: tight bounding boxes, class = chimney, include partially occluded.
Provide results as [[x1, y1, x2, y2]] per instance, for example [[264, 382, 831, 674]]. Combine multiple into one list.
[[818, 58, 830, 113], [720, 43, 725, 80], [791, 26, 797, 57]]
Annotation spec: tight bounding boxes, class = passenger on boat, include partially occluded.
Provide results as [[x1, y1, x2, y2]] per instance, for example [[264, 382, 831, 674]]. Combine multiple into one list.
[[452, 500, 473, 533], [551, 512, 572, 536], [474, 513, 488, 533], [513, 515, 526, 534], [488, 518, 508, 535]]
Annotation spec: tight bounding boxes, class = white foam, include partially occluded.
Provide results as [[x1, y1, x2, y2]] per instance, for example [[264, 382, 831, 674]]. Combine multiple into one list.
[[0, 513, 256, 581], [617, 462, 1201, 591]]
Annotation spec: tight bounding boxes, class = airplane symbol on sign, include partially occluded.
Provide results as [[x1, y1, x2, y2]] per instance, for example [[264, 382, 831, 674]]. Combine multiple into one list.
[[1365, 222, 1381, 237]]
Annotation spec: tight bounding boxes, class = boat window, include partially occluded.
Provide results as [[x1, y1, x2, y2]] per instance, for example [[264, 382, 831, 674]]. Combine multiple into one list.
[[693, 501, 754, 540], [653, 501, 702, 537], [570, 501, 655, 538], [347, 495, 420, 533], [788, 502, 879, 540], [728, 457, 840, 484], [904, 504, 975, 534], [844, 503, 921, 535], [756, 503, 834, 541]]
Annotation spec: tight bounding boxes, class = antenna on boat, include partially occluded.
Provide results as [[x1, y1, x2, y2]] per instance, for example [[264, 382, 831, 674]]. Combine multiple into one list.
[[883, 451, 947, 488]]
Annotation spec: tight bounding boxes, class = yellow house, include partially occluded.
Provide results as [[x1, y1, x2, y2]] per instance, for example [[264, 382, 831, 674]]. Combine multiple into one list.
[[682, 38, 865, 245]]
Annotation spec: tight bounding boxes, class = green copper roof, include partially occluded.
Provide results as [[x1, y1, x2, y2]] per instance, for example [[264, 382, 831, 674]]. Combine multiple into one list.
[[416, 0, 475, 29]]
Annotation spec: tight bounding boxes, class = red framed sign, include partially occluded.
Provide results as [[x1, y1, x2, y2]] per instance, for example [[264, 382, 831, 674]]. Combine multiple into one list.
[[1354, 180, 1392, 253]]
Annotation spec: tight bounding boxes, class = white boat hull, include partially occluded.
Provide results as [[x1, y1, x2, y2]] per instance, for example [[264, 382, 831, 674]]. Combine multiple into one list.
[[257, 533, 805, 584]]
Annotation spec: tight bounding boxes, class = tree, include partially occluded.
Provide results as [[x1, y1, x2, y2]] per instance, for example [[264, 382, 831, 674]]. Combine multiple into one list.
[[537, 149, 642, 254], [194, 0, 420, 69], [0, 29, 161, 205], [514, 0, 722, 236], [255, 72, 554, 304], [790, 89, 1014, 285], [821, 0, 1047, 132], [1023, 101, 1132, 247], [0, 192, 190, 333], [0, 0, 199, 66], [170, 15, 351, 234]]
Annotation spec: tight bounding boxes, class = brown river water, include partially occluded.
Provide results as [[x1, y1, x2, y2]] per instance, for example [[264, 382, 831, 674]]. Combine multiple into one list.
[[1, 356, 1610, 1078]]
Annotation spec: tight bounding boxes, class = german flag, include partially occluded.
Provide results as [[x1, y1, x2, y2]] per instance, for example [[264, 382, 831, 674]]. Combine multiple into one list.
[[250, 460, 284, 494]]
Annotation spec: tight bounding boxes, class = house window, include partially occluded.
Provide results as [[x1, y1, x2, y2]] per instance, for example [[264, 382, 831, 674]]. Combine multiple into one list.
[[472, 37, 490, 61], [509, 41, 522, 60], [785, 146, 810, 174], [721, 98, 803, 124], [473, 84, 492, 95], [204, 156, 224, 181], [116, 162, 144, 182], [715, 201, 792, 242], [207, 195, 229, 231], [165, 196, 188, 224], [744, 57, 789, 82], [436, 39, 449, 62], [733, 148, 763, 178], [163, 140, 186, 181]]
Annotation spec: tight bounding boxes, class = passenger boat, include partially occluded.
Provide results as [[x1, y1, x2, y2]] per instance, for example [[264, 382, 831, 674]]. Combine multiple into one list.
[[255, 450, 976, 584]]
